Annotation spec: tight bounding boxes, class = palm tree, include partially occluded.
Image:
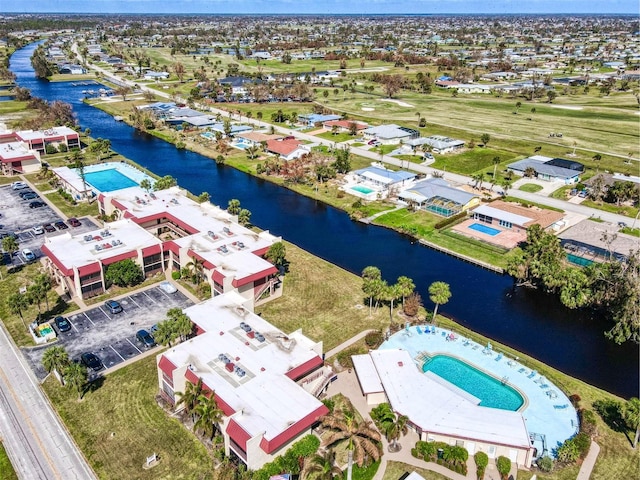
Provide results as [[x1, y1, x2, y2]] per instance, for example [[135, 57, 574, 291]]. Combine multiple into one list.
[[153, 320, 177, 347], [2, 236, 19, 256], [592, 154, 602, 173], [492, 156, 501, 183], [321, 407, 381, 480], [7, 293, 28, 330], [428, 281, 451, 322], [176, 377, 204, 422], [42, 345, 70, 383], [362, 266, 382, 317], [396, 276, 415, 308], [35, 273, 52, 311], [64, 362, 87, 400], [193, 392, 224, 440], [28, 283, 47, 320], [623, 397, 640, 449], [227, 198, 241, 215], [302, 449, 342, 480], [184, 256, 205, 285], [385, 414, 409, 452]]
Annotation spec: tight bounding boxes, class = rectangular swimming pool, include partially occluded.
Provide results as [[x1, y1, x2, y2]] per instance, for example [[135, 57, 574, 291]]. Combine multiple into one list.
[[83, 169, 139, 192], [422, 354, 524, 411], [468, 222, 501, 236], [351, 185, 374, 194]]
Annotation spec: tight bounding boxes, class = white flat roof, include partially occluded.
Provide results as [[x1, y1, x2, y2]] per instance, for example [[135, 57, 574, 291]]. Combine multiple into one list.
[[164, 293, 323, 441], [53, 166, 93, 193], [44, 219, 161, 268], [352, 354, 384, 394], [368, 349, 531, 449], [0, 141, 37, 160], [17, 126, 78, 140], [473, 204, 533, 226]]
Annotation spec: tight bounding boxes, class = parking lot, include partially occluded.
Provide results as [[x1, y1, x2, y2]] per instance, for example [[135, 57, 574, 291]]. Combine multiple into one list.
[[0, 184, 98, 266], [22, 284, 194, 380]]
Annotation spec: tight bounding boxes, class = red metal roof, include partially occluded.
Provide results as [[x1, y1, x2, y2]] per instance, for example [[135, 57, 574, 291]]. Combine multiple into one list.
[[231, 265, 278, 288], [187, 250, 215, 270], [226, 419, 252, 451], [101, 250, 138, 266], [212, 270, 225, 284], [259, 404, 329, 454], [158, 355, 178, 377], [142, 244, 162, 256], [162, 240, 181, 256], [0, 155, 37, 163], [184, 369, 236, 416], [41, 244, 73, 276], [266, 139, 303, 156], [284, 355, 324, 381], [77, 262, 102, 277], [252, 246, 270, 257]]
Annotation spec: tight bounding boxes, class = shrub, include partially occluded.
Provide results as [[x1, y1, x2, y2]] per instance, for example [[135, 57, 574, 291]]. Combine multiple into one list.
[[496, 456, 511, 479], [171, 270, 181, 280], [573, 432, 591, 458], [352, 199, 363, 209], [105, 259, 144, 287], [175, 141, 186, 149], [403, 292, 422, 317], [434, 211, 467, 230], [337, 190, 345, 198], [58, 143, 68, 153], [45, 144, 58, 154], [593, 399, 624, 432], [474, 451, 488, 479], [556, 438, 580, 464], [537, 455, 554, 472], [580, 409, 598, 437], [364, 330, 383, 348], [569, 394, 582, 408]]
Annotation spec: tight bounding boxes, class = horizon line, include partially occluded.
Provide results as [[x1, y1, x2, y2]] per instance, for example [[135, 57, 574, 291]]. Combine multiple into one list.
[[2, 12, 638, 16]]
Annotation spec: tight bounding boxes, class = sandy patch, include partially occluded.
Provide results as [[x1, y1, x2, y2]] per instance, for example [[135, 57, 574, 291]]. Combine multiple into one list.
[[361, 107, 375, 111], [380, 98, 414, 108], [548, 105, 583, 110]]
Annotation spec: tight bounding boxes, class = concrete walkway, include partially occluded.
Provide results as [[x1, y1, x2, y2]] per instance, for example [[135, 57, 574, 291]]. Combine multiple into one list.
[[324, 329, 376, 359], [576, 441, 600, 480]]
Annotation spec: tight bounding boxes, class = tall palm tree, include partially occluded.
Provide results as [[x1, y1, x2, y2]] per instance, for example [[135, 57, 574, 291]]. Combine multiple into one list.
[[7, 293, 28, 330], [176, 377, 204, 422], [302, 449, 342, 480], [193, 392, 223, 440], [428, 281, 452, 322], [396, 276, 415, 308], [492, 156, 501, 184], [385, 414, 409, 451], [35, 273, 52, 312], [184, 256, 205, 285], [42, 345, 70, 382], [64, 362, 87, 400], [321, 407, 381, 480]]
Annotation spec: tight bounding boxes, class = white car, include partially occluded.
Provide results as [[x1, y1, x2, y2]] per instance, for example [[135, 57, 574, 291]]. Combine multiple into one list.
[[11, 181, 28, 190], [33, 225, 44, 235], [22, 248, 36, 262], [159, 281, 178, 294]]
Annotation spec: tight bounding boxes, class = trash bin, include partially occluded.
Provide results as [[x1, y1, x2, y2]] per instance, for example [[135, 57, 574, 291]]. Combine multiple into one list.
[[437, 448, 444, 459]]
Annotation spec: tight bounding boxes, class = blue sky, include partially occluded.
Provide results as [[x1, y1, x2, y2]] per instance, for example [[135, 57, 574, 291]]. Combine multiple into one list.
[[2, 0, 637, 14]]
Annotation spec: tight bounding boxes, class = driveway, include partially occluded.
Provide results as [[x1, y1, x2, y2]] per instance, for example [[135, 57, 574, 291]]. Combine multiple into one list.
[[22, 283, 193, 380]]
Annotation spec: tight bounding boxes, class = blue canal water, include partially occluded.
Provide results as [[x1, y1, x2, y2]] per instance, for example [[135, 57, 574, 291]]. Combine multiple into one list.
[[10, 43, 637, 398]]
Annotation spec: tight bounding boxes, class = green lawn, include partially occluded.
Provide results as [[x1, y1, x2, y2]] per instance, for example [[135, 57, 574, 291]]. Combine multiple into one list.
[[315, 131, 356, 143], [43, 191, 100, 218], [0, 442, 17, 480], [42, 355, 212, 480], [430, 147, 517, 176], [519, 183, 544, 193], [383, 461, 449, 480]]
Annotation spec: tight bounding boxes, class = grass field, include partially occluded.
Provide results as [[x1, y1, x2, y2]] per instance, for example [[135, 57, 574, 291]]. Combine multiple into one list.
[[519, 183, 544, 193], [383, 461, 449, 480], [42, 355, 212, 480]]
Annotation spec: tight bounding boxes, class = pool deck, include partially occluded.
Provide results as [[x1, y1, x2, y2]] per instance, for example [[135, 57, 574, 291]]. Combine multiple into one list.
[[451, 219, 524, 250], [381, 326, 579, 457]]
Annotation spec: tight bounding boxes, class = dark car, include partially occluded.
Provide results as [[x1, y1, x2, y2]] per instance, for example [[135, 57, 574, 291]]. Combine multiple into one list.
[[104, 299, 123, 314], [20, 191, 38, 200], [54, 315, 72, 333], [136, 329, 156, 349], [29, 201, 46, 209], [80, 352, 103, 371], [42, 224, 56, 233], [0, 231, 17, 240], [68, 217, 81, 227], [54, 221, 68, 230]]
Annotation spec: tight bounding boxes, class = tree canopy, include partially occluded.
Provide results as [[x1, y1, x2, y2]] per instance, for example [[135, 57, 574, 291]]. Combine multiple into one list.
[[105, 259, 144, 287]]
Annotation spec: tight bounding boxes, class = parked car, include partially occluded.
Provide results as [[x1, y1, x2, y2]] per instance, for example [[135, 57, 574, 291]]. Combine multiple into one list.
[[11, 181, 28, 190], [32, 225, 44, 235], [22, 248, 36, 262], [68, 217, 81, 227], [54, 221, 68, 230], [54, 315, 72, 333], [42, 224, 56, 233], [136, 329, 156, 349], [80, 352, 103, 371], [0, 231, 17, 240], [20, 192, 38, 200], [29, 201, 46, 209], [424, 152, 435, 160], [104, 299, 123, 314], [159, 281, 177, 294], [618, 222, 628, 228]]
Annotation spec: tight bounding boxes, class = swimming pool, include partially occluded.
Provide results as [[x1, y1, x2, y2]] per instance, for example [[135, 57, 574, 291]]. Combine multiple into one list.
[[422, 355, 524, 411], [83, 169, 139, 192], [468, 222, 501, 236], [566, 253, 594, 267], [351, 185, 374, 194]]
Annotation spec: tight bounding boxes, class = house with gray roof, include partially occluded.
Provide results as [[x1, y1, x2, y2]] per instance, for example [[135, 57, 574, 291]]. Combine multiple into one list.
[[362, 124, 418, 145], [398, 177, 480, 217], [507, 155, 582, 184], [558, 219, 639, 264], [414, 135, 465, 154]]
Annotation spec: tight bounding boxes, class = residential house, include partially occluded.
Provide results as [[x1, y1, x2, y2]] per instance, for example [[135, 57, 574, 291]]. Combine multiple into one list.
[[419, 135, 465, 154], [322, 119, 368, 133], [507, 155, 583, 184], [362, 124, 418, 145], [0, 141, 41, 175], [297, 113, 341, 127], [398, 177, 480, 217], [265, 138, 310, 161], [344, 165, 417, 200], [558, 219, 640, 264]]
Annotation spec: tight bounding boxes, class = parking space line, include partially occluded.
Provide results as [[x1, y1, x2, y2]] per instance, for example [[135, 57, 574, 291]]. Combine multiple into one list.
[[70, 320, 80, 333], [126, 338, 142, 354], [98, 307, 112, 319], [127, 296, 142, 309], [83, 312, 96, 326], [109, 345, 126, 361], [142, 291, 158, 303]]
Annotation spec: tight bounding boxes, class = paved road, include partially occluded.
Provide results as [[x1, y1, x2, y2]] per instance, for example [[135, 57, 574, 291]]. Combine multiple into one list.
[[0, 324, 97, 480]]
